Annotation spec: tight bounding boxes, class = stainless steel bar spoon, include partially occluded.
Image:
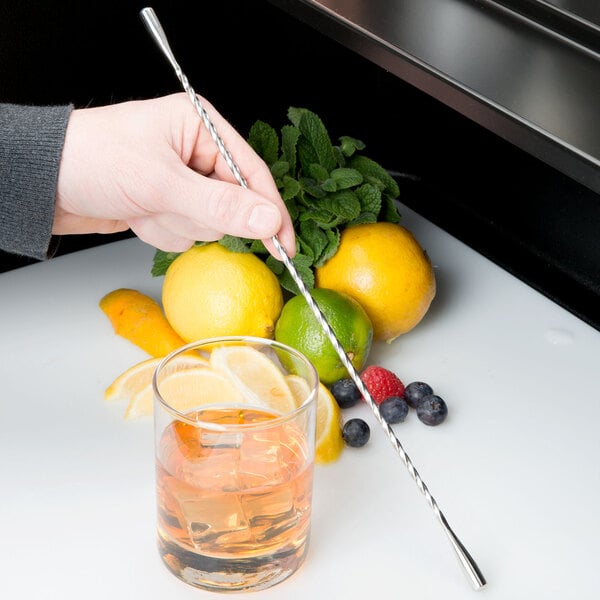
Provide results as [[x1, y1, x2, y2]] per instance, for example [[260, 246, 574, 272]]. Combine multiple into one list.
[[139, 6, 486, 590]]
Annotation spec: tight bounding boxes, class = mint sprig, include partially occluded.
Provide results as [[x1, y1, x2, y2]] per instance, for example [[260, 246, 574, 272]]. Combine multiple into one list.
[[151, 107, 401, 293]]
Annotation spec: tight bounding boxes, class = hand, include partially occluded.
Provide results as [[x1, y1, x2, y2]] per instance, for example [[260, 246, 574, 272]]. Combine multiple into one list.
[[55, 93, 296, 259]]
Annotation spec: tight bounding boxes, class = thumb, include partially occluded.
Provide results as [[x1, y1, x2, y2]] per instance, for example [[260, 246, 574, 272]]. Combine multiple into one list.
[[173, 168, 284, 240]]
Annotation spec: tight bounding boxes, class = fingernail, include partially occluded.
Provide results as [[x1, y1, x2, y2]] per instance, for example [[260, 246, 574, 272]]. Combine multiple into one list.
[[248, 205, 280, 235]]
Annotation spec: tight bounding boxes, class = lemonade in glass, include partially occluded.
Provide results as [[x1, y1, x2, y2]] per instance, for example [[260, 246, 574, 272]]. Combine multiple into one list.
[[153, 337, 318, 592]]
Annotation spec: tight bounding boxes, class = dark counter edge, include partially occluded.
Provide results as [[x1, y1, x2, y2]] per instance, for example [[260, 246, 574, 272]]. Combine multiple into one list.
[[267, 0, 600, 332], [268, 0, 600, 198]]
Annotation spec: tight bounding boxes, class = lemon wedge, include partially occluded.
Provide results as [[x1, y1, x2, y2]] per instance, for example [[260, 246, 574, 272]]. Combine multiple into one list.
[[209, 345, 297, 414], [285, 374, 344, 465]]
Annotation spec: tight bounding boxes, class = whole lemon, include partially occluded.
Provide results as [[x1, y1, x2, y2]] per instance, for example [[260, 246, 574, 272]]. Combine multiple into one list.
[[162, 243, 283, 342], [315, 222, 436, 342], [275, 288, 373, 385]]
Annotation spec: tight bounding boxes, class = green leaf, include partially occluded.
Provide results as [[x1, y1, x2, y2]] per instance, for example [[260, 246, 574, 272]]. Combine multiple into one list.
[[308, 163, 330, 182], [320, 190, 362, 221], [380, 196, 402, 223], [314, 227, 340, 267], [248, 120, 279, 165], [293, 108, 337, 173], [348, 155, 400, 198], [151, 249, 181, 277], [281, 125, 299, 174], [298, 219, 329, 262], [281, 175, 301, 202], [299, 177, 327, 199], [265, 254, 285, 275], [330, 167, 363, 190], [338, 135, 365, 157], [356, 183, 382, 214], [270, 160, 289, 180], [333, 146, 346, 167], [350, 211, 378, 225], [320, 178, 337, 193], [249, 239, 268, 254], [219, 235, 252, 253], [277, 252, 315, 294]]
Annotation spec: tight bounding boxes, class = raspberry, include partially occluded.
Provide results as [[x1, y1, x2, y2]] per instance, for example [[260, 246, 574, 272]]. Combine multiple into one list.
[[360, 365, 405, 405]]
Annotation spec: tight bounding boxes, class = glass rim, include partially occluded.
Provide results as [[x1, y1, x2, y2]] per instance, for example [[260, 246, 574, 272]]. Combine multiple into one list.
[[152, 335, 319, 430]]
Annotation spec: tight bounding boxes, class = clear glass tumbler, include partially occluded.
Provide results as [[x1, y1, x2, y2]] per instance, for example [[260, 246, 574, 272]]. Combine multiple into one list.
[[153, 336, 318, 593]]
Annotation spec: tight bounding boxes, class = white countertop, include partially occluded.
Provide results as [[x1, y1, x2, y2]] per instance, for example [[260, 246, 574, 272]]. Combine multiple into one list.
[[1, 204, 599, 599]]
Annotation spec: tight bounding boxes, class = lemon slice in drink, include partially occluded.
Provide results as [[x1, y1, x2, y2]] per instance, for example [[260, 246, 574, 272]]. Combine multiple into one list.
[[210, 345, 296, 414], [126, 366, 245, 419], [285, 375, 344, 465]]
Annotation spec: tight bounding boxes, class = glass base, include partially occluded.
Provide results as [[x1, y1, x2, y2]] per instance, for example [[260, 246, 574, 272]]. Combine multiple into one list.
[[158, 534, 310, 593]]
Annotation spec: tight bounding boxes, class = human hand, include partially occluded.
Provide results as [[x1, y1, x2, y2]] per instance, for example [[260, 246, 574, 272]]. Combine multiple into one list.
[[55, 93, 296, 259]]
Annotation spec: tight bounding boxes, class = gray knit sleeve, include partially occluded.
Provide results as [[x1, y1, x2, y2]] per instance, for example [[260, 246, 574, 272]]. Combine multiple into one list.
[[0, 103, 73, 259]]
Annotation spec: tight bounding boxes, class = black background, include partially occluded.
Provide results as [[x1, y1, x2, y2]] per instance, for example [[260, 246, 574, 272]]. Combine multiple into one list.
[[1, 0, 598, 329]]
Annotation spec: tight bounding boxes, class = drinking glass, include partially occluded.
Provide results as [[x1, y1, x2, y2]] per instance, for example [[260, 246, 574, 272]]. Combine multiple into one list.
[[153, 336, 318, 593]]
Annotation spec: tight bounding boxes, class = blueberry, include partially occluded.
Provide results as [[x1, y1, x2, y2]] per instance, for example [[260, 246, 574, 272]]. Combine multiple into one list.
[[330, 378, 361, 409], [342, 418, 370, 447], [379, 396, 409, 424], [416, 394, 448, 426], [404, 381, 434, 408]]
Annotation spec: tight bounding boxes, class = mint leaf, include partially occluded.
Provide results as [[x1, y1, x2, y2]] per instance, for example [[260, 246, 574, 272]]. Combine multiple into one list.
[[298, 219, 329, 262], [348, 155, 400, 198], [308, 163, 330, 182], [339, 136, 365, 157], [281, 125, 300, 174], [330, 167, 363, 190], [270, 160, 289, 181], [277, 252, 315, 294], [151, 249, 181, 277], [356, 183, 382, 215], [380, 196, 402, 223], [319, 190, 362, 221], [248, 120, 279, 165], [219, 235, 252, 253], [293, 109, 337, 173], [314, 227, 340, 267]]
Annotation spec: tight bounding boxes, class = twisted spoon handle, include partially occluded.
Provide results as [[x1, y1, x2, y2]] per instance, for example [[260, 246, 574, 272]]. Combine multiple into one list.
[[140, 6, 485, 590]]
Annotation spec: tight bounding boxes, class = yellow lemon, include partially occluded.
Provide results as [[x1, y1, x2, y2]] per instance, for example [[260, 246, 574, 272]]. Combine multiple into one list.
[[286, 375, 344, 465], [315, 222, 436, 342], [162, 243, 283, 342], [275, 288, 373, 385], [99, 288, 187, 357], [210, 344, 296, 414]]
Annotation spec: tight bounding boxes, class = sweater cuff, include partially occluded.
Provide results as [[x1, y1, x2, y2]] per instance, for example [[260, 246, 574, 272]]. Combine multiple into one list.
[[0, 103, 74, 259]]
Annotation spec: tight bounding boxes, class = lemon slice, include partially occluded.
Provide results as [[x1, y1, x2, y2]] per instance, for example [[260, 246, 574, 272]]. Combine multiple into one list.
[[126, 366, 245, 419], [105, 354, 208, 403], [104, 357, 163, 403], [210, 345, 296, 414], [285, 374, 312, 407], [285, 375, 344, 465], [315, 383, 344, 465]]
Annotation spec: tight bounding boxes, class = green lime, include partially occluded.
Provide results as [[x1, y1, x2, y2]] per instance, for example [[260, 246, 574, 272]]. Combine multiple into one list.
[[275, 288, 373, 385]]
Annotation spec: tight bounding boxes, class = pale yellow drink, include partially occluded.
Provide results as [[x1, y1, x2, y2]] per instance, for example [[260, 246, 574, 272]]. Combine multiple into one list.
[[153, 338, 317, 592]]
